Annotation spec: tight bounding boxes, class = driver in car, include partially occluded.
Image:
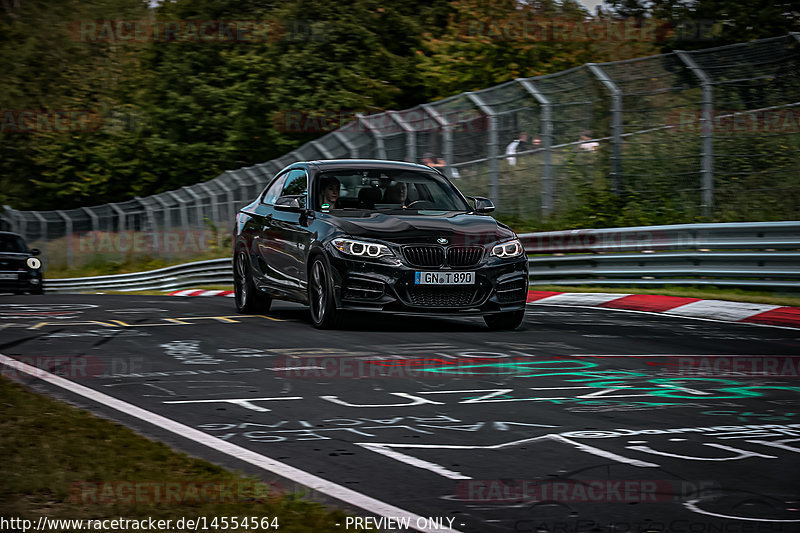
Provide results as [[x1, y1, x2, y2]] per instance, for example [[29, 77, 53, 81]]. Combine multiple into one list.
[[319, 176, 341, 209], [383, 182, 407, 205]]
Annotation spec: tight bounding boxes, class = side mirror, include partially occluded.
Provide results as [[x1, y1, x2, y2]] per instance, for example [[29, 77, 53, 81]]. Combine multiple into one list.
[[470, 196, 495, 214], [275, 195, 305, 212], [30, 248, 41, 256]]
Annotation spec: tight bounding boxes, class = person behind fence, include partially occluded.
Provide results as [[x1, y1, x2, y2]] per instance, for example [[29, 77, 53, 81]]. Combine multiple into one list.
[[579, 130, 599, 151], [422, 152, 460, 179], [318, 176, 341, 209], [505, 132, 528, 166], [422, 153, 446, 169]]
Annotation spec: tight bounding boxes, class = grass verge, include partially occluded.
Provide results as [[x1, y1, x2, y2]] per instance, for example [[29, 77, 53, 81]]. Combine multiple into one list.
[[0, 376, 365, 532]]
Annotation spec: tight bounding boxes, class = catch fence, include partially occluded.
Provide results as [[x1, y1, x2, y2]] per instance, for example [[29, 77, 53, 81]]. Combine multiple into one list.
[[3, 33, 800, 270]]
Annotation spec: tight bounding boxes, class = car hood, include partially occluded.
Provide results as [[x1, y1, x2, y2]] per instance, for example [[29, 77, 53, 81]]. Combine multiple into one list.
[[0, 253, 30, 266], [329, 211, 515, 246]]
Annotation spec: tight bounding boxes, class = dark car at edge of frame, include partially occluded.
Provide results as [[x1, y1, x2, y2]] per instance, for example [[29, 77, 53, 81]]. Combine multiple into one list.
[[232, 160, 529, 329], [0, 231, 44, 295]]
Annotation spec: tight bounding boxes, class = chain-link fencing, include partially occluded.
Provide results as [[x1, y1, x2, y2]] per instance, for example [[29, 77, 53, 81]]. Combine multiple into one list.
[[3, 33, 799, 271]]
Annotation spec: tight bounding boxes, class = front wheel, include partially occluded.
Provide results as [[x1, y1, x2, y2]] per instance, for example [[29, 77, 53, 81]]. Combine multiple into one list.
[[234, 250, 271, 314], [308, 256, 340, 329], [484, 309, 525, 330]]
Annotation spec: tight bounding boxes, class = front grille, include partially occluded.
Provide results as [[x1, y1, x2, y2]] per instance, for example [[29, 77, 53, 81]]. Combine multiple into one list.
[[403, 246, 445, 267], [403, 245, 483, 268], [496, 279, 528, 303], [446, 247, 483, 267], [406, 286, 477, 307]]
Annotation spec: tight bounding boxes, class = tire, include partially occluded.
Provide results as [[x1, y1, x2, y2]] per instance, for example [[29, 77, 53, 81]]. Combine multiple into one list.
[[233, 249, 271, 314], [308, 255, 341, 329], [483, 309, 525, 330]]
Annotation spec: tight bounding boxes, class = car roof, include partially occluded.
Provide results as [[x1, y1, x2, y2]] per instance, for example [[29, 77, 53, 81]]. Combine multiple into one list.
[[296, 159, 438, 173], [0, 231, 23, 238]]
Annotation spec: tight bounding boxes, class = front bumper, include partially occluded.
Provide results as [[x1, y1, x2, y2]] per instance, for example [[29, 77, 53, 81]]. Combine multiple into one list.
[[327, 252, 528, 315], [0, 271, 43, 293]]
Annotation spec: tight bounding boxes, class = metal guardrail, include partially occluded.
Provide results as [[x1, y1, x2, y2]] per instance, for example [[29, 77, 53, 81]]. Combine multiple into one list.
[[45, 258, 231, 293], [519, 221, 800, 288], [44, 222, 800, 292]]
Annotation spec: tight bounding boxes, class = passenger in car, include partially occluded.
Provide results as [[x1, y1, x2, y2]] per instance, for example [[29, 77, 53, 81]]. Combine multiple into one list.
[[319, 176, 341, 209], [383, 182, 407, 205]]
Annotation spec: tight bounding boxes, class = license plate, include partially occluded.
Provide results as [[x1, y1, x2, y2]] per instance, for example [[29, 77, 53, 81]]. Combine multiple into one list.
[[415, 271, 474, 285], [0, 273, 18, 280]]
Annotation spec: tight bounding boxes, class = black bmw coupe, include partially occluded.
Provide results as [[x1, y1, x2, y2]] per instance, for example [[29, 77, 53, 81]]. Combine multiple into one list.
[[232, 160, 529, 329], [0, 231, 44, 295]]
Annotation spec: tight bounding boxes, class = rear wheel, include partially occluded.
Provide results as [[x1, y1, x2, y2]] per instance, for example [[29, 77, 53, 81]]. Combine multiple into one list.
[[308, 256, 340, 329], [483, 309, 525, 330], [234, 249, 271, 314]]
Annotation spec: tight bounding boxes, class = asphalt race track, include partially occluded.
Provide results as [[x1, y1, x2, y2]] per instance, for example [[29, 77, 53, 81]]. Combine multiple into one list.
[[2, 294, 800, 533]]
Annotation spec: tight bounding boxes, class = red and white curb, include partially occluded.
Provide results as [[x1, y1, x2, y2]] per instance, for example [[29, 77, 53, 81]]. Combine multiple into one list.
[[527, 291, 800, 329], [169, 289, 234, 297], [167, 289, 800, 329]]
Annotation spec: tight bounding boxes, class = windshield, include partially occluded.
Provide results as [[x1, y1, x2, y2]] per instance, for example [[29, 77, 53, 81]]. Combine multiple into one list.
[[314, 169, 471, 213], [0, 234, 28, 253]]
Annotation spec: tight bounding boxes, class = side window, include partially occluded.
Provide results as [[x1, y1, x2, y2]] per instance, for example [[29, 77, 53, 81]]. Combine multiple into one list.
[[261, 174, 287, 205], [281, 169, 308, 207]]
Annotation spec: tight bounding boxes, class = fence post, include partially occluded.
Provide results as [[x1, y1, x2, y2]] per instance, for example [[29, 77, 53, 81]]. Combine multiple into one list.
[[241, 168, 266, 201], [229, 170, 254, 204], [2, 205, 20, 234], [587, 63, 623, 194], [311, 140, 335, 159], [466, 92, 499, 203], [152, 195, 172, 233], [166, 192, 189, 230], [31, 211, 48, 259], [389, 111, 415, 163], [422, 104, 454, 180], [82, 207, 99, 232], [56, 210, 73, 268], [214, 179, 236, 226], [196, 184, 220, 225], [333, 131, 359, 158], [182, 186, 205, 228], [676, 50, 714, 217], [135, 196, 157, 231], [518, 79, 554, 218], [109, 203, 126, 232], [357, 114, 387, 159]]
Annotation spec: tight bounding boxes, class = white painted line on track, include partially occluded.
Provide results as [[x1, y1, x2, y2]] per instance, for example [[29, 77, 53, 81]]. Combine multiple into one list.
[[0, 353, 464, 533]]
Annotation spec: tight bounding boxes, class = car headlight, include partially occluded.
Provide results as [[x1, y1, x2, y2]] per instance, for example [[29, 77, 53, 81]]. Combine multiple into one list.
[[490, 239, 524, 258], [26, 257, 41, 269], [332, 238, 393, 258]]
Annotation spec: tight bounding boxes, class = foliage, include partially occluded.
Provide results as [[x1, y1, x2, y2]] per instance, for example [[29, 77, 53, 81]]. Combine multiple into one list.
[[1, 0, 798, 231]]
